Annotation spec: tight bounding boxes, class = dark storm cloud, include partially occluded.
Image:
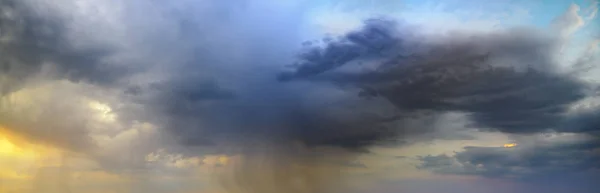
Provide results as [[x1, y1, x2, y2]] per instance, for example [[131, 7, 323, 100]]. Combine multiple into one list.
[[278, 18, 402, 81], [0, 0, 130, 95], [2, 0, 599, 192], [148, 81, 401, 149], [126, 19, 409, 151], [281, 18, 597, 135], [0, 0, 271, 159], [275, 17, 600, 187], [3, 0, 598, 156], [150, 80, 236, 102], [9, 0, 595, 156]]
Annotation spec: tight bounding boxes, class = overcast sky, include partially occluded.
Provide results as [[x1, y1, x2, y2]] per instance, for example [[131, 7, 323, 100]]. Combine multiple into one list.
[[0, 0, 599, 193]]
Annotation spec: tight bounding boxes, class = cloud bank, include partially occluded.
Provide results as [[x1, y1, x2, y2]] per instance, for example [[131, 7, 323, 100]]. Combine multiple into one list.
[[1, 0, 599, 192]]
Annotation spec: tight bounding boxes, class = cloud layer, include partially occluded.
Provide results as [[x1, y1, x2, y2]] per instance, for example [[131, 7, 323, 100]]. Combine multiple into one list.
[[0, 0, 599, 192]]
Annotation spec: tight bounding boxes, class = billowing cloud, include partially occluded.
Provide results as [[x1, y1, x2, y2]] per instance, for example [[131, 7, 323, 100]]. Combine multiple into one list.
[[1, 0, 599, 192], [281, 17, 596, 135], [279, 4, 600, 188], [0, 0, 135, 95]]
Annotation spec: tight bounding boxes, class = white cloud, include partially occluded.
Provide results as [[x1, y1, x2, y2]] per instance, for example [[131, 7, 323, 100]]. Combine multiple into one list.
[[552, 4, 585, 37]]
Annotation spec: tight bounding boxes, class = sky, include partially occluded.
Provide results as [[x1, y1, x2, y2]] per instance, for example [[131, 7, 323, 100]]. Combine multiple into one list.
[[0, 0, 599, 193]]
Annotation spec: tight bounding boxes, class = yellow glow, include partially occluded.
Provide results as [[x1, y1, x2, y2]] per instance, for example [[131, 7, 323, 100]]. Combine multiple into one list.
[[0, 129, 135, 192], [503, 143, 518, 148], [0, 137, 17, 154], [0, 129, 66, 181], [0, 134, 38, 160], [0, 137, 36, 181]]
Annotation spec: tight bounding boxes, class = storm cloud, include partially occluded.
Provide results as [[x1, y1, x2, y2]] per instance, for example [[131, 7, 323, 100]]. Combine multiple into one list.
[[1, 0, 599, 192], [280, 18, 597, 135], [4, 0, 596, 160], [0, 0, 134, 95]]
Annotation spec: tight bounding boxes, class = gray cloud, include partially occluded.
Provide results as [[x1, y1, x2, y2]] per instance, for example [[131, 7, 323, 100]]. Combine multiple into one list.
[[0, 81, 104, 151], [417, 136, 600, 184], [1, 1, 401, 192], [342, 160, 368, 168], [2, 0, 600, 192], [10, 0, 595, 158], [563, 104, 600, 134], [123, 18, 409, 151], [3, 0, 598, 160], [281, 18, 597, 135], [0, 0, 134, 95], [281, 16, 600, 187]]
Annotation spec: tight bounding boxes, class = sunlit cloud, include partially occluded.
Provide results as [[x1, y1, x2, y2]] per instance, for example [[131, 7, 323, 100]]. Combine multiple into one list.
[[88, 101, 117, 123]]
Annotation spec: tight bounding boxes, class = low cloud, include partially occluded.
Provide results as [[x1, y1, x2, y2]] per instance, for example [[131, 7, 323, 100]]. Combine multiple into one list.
[[417, 133, 600, 184]]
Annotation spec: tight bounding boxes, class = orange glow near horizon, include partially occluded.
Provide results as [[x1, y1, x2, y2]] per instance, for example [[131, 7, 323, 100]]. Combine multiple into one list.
[[0, 129, 65, 180]]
